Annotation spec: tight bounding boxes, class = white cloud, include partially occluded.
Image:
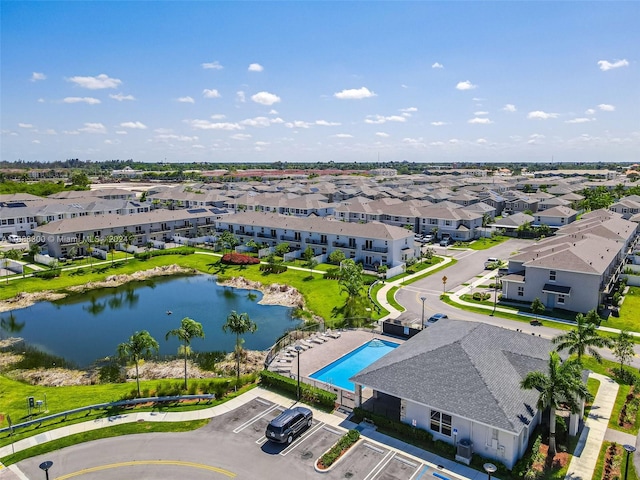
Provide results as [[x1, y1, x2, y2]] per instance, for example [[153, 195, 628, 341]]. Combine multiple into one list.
[[449, 139, 459, 144], [68, 73, 122, 89], [565, 118, 593, 124], [375, 132, 390, 137], [79, 122, 107, 134], [115, 130, 128, 135], [32, 140, 41, 144], [429, 141, 445, 147], [315, 120, 341, 126], [236, 91, 246, 103], [332, 133, 353, 138], [598, 103, 615, 111], [585, 108, 596, 115], [270, 117, 284, 124], [255, 141, 270, 146], [41, 129, 57, 135], [456, 80, 477, 90], [400, 107, 418, 113], [530, 134, 545, 140], [527, 111, 559, 120], [63, 130, 80, 135], [333, 87, 377, 100], [431, 62, 444, 69], [269, 109, 278, 115], [177, 96, 195, 104], [251, 91, 281, 105], [192, 144, 205, 149], [63, 96, 101, 105], [210, 114, 226, 120], [474, 111, 489, 116], [155, 134, 199, 142], [188, 119, 243, 130], [203, 89, 221, 99], [231, 133, 252, 140], [431, 121, 449, 126], [502, 104, 517, 113], [468, 117, 493, 124], [201, 61, 223, 70], [248, 63, 264, 72], [285, 120, 313, 129], [18, 123, 33, 128], [402, 137, 425, 146], [37, 98, 45, 103], [365, 114, 406, 124], [476, 138, 488, 144], [597, 59, 629, 71], [120, 121, 147, 129], [31, 72, 46, 82], [109, 93, 135, 101], [240, 116, 272, 127]]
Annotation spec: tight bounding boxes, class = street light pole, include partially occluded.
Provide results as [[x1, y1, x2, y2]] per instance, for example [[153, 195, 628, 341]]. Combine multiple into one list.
[[295, 345, 303, 401], [491, 273, 500, 316], [39, 461, 53, 480], [420, 296, 427, 329], [623, 444, 636, 480], [483, 462, 497, 480]]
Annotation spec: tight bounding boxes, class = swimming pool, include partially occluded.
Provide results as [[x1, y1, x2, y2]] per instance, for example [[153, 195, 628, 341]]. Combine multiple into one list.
[[309, 338, 399, 391]]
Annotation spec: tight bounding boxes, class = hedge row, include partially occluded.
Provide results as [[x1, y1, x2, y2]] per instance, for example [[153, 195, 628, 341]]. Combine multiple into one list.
[[221, 252, 260, 265], [135, 246, 195, 260], [259, 371, 336, 409], [318, 429, 360, 469], [33, 268, 62, 279]]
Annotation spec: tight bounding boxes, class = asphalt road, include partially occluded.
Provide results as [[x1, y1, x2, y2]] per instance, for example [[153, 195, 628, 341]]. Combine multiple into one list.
[[400, 239, 640, 369]]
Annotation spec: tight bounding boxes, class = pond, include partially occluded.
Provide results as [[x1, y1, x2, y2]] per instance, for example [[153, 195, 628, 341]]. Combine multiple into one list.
[[0, 274, 302, 367]]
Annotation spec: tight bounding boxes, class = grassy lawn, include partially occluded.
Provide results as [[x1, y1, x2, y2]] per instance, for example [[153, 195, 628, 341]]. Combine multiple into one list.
[[0, 376, 256, 449], [465, 235, 510, 250], [402, 257, 454, 288], [585, 377, 601, 420], [1, 419, 210, 466], [607, 286, 640, 332], [592, 441, 639, 480], [386, 286, 404, 312], [369, 283, 390, 317]]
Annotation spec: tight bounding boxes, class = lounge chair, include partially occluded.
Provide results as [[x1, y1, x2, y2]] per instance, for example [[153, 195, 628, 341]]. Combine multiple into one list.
[[309, 335, 325, 345], [326, 329, 341, 339], [300, 339, 315, 348]]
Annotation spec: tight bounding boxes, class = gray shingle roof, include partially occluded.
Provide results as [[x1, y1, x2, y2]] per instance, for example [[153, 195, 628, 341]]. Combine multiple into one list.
[[351, 320, 552, 433]]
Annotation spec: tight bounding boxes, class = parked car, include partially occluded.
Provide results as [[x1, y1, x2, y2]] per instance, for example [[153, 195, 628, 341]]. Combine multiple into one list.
[[7, 234, 21, 244], [423, 234, 434, 243], [484, 257, 499, 269], [427, 313, 448, 324], [439, 237, 452, 247], [265, 406, 313, 444]]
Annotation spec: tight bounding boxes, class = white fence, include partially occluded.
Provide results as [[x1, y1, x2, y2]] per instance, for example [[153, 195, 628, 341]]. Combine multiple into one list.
[[386, 264, 405, 279], [34, 253, 58, 266], [0, 259, 24, 275]]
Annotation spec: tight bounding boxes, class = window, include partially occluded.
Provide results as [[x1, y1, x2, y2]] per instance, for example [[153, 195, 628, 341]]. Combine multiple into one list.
[[518, 286, 524, 297], [558, 295, 565, 305], [430, 410, 452, 436], [549, 270, 556, 281]]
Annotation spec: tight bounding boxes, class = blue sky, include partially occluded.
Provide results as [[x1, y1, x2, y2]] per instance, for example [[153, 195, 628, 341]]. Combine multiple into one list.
[[1, 1, 638, 164]]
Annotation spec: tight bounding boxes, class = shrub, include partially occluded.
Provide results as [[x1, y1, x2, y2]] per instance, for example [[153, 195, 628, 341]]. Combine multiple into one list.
[[34, 268, 62, 279], [260, 264, 287, 274], [134, 246, 195, 260], [259, 371, 337, 409], [221, 252, 260, 265], [319, 429, 360, 469]]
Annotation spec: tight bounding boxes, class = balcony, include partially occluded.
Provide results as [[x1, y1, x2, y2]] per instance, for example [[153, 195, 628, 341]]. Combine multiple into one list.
[[362, 245, 388, 253], [256, 232, 275, 239], [306, 238, 327, 245], [333, 241, 355, 250], [280, 235, 297, 242]]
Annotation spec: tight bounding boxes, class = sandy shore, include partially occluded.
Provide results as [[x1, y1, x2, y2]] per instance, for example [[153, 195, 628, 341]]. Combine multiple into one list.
[[218, 276, 305, 309]]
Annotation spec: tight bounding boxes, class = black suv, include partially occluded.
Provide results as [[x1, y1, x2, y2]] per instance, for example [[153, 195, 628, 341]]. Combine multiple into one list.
[[265, 407, 313, 444]]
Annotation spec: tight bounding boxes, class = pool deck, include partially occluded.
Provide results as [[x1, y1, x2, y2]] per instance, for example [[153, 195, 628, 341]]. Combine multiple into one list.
[[269, 329, 405, 380]]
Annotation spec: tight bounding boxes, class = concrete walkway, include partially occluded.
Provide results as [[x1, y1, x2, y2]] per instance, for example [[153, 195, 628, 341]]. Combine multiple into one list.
[[564, 373, 619, 480], [0, 387, 490, 480]]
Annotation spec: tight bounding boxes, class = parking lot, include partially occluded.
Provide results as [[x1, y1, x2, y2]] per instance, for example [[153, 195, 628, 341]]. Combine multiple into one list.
[[15, 396, 468, 480]]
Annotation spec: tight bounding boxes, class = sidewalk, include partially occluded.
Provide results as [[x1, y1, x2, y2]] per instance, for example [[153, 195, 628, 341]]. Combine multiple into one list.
[[565, 373, 619, 480], [0, 387, 489, 480]]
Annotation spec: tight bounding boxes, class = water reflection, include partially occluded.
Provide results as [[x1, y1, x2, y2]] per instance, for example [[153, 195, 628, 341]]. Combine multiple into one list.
[[0, 274, 300, 367]]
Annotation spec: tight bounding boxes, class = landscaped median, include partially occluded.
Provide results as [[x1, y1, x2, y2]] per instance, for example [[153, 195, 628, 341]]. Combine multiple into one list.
[[314, 429, 360, 472]]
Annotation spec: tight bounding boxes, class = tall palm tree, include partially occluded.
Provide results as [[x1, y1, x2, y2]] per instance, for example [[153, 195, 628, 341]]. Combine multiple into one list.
[[222, 311, 257, 381], [521, 351, 591, 456], [166, 317, 205, 389], [117, 330, 159, 397], [552, 313, 612, 364]]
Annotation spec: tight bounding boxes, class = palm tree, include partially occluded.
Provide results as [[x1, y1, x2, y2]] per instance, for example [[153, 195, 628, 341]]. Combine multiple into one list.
[[222, 311, 258, 381], [123, 230, 135, 260], [552, 313, 612, 364], [521, 351, 591, 456], [117, 330, 159, 397], [165, 317, 205, 389]]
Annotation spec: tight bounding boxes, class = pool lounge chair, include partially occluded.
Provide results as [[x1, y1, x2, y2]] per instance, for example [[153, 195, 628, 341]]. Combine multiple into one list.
[[326, 329, 341, 339], [299, 339, 315, 348], [309, 335, 325, 345]]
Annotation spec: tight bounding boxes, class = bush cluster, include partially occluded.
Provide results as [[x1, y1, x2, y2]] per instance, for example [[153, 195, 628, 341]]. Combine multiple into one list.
[[260, 264, 287, 274], [134, 246, 195, 260], [318, 429, 360, 469], [34, 268, 62, 279], [472, 292, 491, 301], [259, 371, 337, 409], [221, 252, 260, 265]]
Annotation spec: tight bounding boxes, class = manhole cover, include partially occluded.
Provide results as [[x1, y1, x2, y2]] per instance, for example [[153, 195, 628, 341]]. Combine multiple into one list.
[[344, 472, 354, 478], [301, 451, 313, 460]]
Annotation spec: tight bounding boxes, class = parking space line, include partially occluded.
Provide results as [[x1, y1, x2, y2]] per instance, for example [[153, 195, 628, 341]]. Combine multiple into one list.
[[363, 442, 386, 454], [414, 465, 430, 480], [322, 425, 343, 435], [255, 398, 271, 406], [408, 463, 426, 480], [363, 450, 395, 480], [279, 422, 326, 456], [232, 404, 281, 433], [395, 457, 418, 468]]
